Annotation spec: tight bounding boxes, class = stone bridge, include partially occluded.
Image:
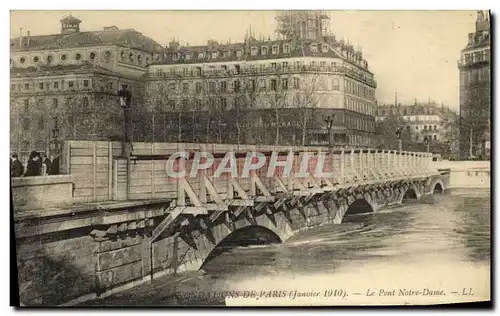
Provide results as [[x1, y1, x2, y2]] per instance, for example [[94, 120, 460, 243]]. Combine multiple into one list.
[[12, 141, 449, 306]]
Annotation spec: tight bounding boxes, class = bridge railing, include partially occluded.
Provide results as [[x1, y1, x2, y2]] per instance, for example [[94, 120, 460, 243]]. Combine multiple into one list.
[[12, 141, 437, 209]]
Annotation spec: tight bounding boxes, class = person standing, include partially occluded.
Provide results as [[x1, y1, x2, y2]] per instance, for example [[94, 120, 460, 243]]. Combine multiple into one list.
[[41, 154, 52, 175], [25, 151, 41, 177], [10, 154, 24, 178]]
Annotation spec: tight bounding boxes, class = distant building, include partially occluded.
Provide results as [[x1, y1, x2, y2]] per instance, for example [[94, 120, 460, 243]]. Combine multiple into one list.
[[144, 11, 378, 147], [457, 10, 491, 160], [10, 15, 164, 160], [376, 101, 458, 157]]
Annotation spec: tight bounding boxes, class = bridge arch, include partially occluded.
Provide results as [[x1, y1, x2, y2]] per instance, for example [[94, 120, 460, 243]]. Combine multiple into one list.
[[400, 184, 422, 203], [170, 212, 294, 273], [344, 198, 375, 217], [432, 180, 444, 194]]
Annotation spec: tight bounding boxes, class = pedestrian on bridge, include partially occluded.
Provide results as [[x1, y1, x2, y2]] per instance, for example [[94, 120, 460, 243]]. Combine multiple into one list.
[[25, 151, 41, 177], [10, 154, 24, 178]]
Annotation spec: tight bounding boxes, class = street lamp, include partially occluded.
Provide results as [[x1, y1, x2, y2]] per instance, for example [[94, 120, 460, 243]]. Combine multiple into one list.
[[49, 119, 60, 157], [395, 127, 402, 151], [324, 115, 335, 147], [118, 84, 132, 157]]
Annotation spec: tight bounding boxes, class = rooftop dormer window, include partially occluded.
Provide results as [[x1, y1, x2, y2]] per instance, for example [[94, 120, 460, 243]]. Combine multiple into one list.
[[198, 52, 205, 59], [283, 44, 290, 54], [251, 47, 258, 56], [211, 51, 218, 59], [185, 53, 192, 60], [311, 44, 318, 53], [322, 44, 328, 53], [235, 49, 242, 57], [223, 50, 230, 58], [272, 45, 279, 54], [172, 52, 179, 61], [261, 46, 268, 55]]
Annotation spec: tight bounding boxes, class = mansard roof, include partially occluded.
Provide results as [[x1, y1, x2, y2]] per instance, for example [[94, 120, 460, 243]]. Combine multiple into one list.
[[10, 28, 164, 54], [154, 37, 372, 73], [376, 103, 449, 117]]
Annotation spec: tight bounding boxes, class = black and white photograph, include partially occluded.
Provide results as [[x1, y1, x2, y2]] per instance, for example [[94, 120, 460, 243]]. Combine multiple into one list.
[[9, 9, 491, 307]]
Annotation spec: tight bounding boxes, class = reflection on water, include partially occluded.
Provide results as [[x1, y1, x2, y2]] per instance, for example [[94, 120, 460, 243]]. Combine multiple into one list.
[[83, 190, 490, 306]]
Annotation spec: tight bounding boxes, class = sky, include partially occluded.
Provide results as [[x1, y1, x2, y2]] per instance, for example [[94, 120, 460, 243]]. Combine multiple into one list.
[[10, 10, 478, 111]]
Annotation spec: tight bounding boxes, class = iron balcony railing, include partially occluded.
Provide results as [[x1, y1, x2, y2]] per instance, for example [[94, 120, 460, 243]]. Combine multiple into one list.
[[148, 65, 377, 88]]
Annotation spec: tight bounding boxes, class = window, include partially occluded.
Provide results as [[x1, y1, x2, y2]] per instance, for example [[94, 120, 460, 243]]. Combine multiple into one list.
[[434, 125, 437, 130], [61, 54, 67, 61], [198, 52, 205, 59], [322, 44, 328, 52], [293, 77, 300, 89], [259, 79, 266, 90], [47, 55, 53, 63], [283, 44, 290, 53], [211, 51, 218, 59], [33, 56, 39, 63], [52, 98, 58, 108], [282, 78, 288, 90], [272, 45, 279, 54], [424, 125, 427, 130], [282, 62, 288, 68], [108, 82, 114, 91], [39, 82, 44, 90], [129, 52, 134, 62], [311, 44, 318, 53], [181, 98, 189, 109], [83, 97, 89, 107], [24, 83, 29, 90], [404, 109, 407, 115], [270, 79, 277, 91], [120, 51, 125, 60], [251, 47, 258, 56], [90, 52, 96, 60], [23, 99, 29, 110], [209, 82, 215, 92], [182, 82, 189, 93], [220, 81, 227, 92], [416, 126, 418, 130], [250, 79, 256, 92], [406, 126, 411, 132], [195, 82, 202, 93], [234, 80, 240, 92], [261, 46, 268, 55], [332, 78, 339, 90], [223, 50, 230, 58], [433, 135, 437, 141], [20, 57, 25, 64], [185, 54, 192, 60], [83, 80, 89, 88], [235, 50, 242, 57], [68, 81, 74, 88], [220, 97, 227, 110], [320, 61, 326, 68], [271, 62, 277, 69]]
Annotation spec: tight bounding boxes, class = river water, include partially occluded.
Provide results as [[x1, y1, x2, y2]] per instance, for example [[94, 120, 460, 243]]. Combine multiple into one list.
[[82, 189, 491, 306]]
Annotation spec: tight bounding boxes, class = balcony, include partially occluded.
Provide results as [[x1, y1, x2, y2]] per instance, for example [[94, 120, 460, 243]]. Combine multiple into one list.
[[149, 65, 377, 88]]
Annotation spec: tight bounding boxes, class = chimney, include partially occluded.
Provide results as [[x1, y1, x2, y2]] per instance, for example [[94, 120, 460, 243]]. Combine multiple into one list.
[[19, 27, 23, 47], [27, 30, 30, 47]]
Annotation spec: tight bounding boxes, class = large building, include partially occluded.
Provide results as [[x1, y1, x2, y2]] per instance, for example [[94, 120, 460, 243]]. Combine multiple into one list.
[[458, 10, 491, 160], [143, 11, 377, 147], [10, 15, 164, 160], [375, 101, 459, 157]]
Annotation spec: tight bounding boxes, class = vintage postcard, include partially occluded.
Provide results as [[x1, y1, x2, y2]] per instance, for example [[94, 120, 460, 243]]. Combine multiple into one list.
[[10, 10, 491, 307]]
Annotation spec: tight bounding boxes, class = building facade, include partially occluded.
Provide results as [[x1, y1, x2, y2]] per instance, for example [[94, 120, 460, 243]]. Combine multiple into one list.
[[143, 11, 377, 147], [458, 10, 491, 160], [10, 15, 164, 160], [375, 101, 459, 157]]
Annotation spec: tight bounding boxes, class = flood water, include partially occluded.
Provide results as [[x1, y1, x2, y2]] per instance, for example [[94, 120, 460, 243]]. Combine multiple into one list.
[[82, 189, 491, 306]]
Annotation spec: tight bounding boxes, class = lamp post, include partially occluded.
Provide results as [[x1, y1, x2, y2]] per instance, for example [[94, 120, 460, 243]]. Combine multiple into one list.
[[118, 84, 132, 158], [395, 127, 402, 151], [324, 115, 334, 147], [49, 120, 60, 157]]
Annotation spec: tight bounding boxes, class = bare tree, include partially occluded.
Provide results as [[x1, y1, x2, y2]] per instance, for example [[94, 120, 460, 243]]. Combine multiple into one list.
[[262, 74, 290, 145], [293, 73, 324, 146]]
